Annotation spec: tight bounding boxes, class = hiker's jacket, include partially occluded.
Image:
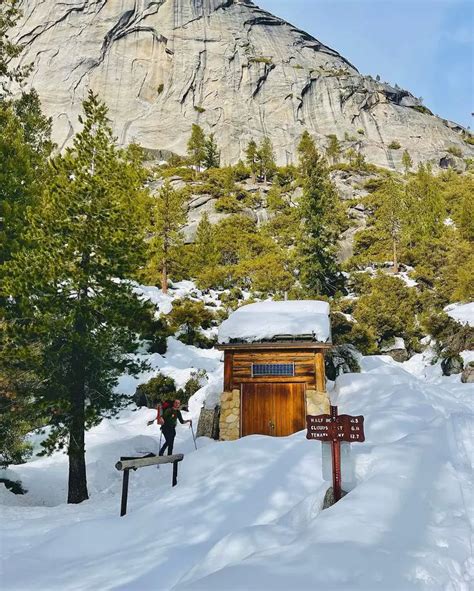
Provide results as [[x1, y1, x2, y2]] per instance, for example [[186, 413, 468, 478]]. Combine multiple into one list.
[[162, 408, 185, 429]]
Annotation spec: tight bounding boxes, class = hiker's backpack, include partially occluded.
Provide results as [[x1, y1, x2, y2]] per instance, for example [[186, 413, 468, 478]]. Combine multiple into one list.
[[156, 400, 173, 425]]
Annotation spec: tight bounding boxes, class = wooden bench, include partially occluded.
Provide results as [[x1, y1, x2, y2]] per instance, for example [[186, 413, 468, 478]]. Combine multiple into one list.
[[115, 453, 184, 516]]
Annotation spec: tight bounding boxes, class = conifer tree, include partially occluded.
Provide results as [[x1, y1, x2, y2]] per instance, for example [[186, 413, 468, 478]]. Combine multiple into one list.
[[376, 176, 405, 272], [0, 0, 30, 97], [193, 213, 220, 270], [1, 92, 149, 503], [145, 182, 187, 293], [404, 164, 445, 247], [402, 149, 413, 176], [296, 131, 342, 296], [187, 124, 206, 172], [257, 137, 276, 182], [245, 139, 258, 180], [326, 134, 341, 164], [204, 133, 220, 169], [0, 91, 53, 262]]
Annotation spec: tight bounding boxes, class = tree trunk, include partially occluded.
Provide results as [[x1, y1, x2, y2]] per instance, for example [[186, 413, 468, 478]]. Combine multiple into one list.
[[67, 340, 88, 504], [393, 239, 399, 274], [161, 258, 168, 294]]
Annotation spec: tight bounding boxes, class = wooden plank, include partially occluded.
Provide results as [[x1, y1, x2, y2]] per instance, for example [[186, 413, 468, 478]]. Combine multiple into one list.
[[234, 377, 313, 384], [224, 351, 233, 391], [241, 383, 274, 437], [272, 383, 306, 437], [315, 351, 326, 392], [115, 454, 184, 471], [233, 353, 316, 361], [217, 342, 332, 351]]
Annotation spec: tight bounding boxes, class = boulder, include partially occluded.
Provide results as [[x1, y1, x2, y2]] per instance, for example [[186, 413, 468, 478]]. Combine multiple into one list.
[[441, 355, 464, 376], [461, 362, 474, 384], [380, 337, 408, 362]]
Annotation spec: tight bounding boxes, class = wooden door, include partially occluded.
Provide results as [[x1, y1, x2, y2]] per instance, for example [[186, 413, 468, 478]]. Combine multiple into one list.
[[241, 383, 305, 437], [241, 383, 274, 436]]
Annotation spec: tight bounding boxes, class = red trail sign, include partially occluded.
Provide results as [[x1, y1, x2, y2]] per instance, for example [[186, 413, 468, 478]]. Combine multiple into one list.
[[306, 406, 365, 502]]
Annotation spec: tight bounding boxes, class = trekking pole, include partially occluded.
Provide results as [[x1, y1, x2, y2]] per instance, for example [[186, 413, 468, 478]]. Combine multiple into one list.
[[190, 423, 197, 450]]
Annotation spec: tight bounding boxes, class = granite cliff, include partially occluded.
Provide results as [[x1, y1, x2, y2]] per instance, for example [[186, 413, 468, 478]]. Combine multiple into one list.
[[15, 0, 473, 168]]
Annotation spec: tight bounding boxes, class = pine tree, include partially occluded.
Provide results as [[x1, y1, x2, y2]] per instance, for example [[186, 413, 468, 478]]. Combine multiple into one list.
[[404, 164, 445, 247], [376, 176, 405, 272], [296, 131, 342, 296], [245, 139, 258, 180], [204, 133, 220, 169], [402, 149, 413, 176], [187, 124, 206, 172], [257, 137, 276, 182], [193, 213, 220, 271], [0, 0, 30, 97], [0, 91, 53, 263], [326, 134, 341, 164], [145, 182, 187, 293], [1, 92, 150, 503]]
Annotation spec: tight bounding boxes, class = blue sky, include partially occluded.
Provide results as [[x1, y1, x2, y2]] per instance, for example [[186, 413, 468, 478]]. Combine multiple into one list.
[[258, 0, 473, 128]]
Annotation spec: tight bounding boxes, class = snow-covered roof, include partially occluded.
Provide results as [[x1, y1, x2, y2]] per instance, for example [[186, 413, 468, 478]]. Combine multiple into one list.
[[218, 300, 331, 344]]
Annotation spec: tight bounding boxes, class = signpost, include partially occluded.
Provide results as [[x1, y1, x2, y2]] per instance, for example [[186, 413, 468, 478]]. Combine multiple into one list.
[[306, 406, 365, 502]]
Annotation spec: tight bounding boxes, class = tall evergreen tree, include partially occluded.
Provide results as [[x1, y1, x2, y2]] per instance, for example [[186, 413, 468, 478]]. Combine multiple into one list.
[[187, 124, 206, 172], [326, 134, 341, 164], [404, 164, 445, 248], [296, 131, 342, 296], [1, 92, 150, 503], [193, 213, 219, 271], [145, 182, 187, 294], [376, 176, 405, 272], [204, 133, 220, 169], [0, 91, 53, 262], [0, 0, 30, 97], [401, 149, 413, 176], [245, 139, 258, 180], [257, 137, 276, 182]]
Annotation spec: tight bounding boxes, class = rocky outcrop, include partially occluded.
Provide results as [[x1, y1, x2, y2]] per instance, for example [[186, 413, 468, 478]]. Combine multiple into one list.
[[15, 0, 473, 169]]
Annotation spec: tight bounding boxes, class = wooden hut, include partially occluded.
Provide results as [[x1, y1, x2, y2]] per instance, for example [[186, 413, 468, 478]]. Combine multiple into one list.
[[217, 301, 332, 440]]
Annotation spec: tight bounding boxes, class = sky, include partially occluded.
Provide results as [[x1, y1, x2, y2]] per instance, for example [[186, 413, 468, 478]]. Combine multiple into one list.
[[258, 0, 473, 128]]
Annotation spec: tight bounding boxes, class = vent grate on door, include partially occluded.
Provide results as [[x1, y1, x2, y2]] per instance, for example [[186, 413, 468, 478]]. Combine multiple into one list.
[[252, 363, 295, 377]]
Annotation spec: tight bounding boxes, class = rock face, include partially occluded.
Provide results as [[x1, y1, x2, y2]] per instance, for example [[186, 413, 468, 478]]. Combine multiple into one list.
[[15, 0, 473, 168]]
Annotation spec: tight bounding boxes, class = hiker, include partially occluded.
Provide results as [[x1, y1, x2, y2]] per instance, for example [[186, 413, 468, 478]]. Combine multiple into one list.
[[159, 399, 192, 456]]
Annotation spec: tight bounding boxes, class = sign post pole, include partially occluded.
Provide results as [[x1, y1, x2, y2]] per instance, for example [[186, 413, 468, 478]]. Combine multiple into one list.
[[330, 405, 342, 502], [306, 405, 365, 505]]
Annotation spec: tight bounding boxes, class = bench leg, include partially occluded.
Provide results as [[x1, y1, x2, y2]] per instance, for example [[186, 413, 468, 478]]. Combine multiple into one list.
[[120, 469, 130, 516], [172, 461, 178, 487]]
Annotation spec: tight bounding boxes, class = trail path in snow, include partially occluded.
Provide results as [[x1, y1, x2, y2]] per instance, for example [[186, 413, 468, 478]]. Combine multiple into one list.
[[0, 355, 473, 591]]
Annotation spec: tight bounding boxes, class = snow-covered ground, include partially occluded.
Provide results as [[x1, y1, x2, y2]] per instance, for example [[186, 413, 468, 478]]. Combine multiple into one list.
[[1, 284, 473, 590], [445, 303, 474, 328], [1, 353, 473, 590]]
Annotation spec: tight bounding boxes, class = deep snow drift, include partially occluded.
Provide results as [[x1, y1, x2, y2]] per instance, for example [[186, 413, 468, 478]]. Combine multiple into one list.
[[1, 353, 473, 591], [1, 282, 473, 590]]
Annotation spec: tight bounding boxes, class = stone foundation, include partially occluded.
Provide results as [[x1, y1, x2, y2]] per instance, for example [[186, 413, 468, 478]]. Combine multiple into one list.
[[218, 387, 330, 441], [219, 390, 240, 441]]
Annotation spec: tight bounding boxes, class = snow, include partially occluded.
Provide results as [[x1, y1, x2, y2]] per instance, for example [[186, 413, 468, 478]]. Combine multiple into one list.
[[218, 300, 331, 344], [445, 302, 474, 327], [1, 350, 473, 590], [1, 283, 473, 590], [380, 336, 406, 352]]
